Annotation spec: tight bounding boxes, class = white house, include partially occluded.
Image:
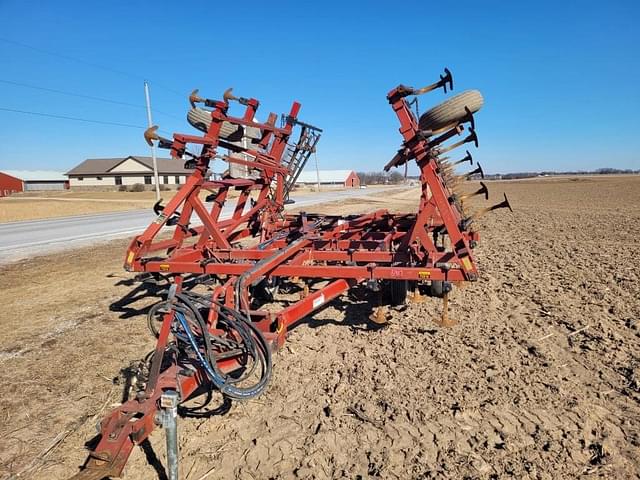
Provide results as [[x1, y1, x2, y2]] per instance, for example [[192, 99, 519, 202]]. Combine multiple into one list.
[[66, 156, 193, 190]]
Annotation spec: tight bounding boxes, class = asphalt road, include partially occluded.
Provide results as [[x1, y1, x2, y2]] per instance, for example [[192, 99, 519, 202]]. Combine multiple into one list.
[[0, 187, 398, 263]]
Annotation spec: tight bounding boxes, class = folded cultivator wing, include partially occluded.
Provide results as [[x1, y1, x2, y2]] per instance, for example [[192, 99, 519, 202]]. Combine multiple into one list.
[[70, 69, 512, 479]]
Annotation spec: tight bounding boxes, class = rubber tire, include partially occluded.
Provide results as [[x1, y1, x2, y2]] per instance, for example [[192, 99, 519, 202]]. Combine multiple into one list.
[[389, 280, 408, 306], [147, 301, 170, 338], [419, 90, 484, 132], [187, 107, 263, 144], [430, 281, 444, 298], [187, 107, 244, 141], [430, 281, 454, 298]]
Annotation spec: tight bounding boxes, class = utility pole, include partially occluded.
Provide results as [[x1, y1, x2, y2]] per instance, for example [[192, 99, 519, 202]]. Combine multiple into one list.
[[314, 151, 321, 192], [144, 81, 161, 201]]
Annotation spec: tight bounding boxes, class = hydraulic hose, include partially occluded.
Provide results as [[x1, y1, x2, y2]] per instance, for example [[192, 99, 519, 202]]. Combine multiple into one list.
[[173, 294, 272, 400]]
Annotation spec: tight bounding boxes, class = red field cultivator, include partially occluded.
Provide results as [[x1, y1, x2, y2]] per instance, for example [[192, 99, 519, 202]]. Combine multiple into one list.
[[70, 69, 511, 479]]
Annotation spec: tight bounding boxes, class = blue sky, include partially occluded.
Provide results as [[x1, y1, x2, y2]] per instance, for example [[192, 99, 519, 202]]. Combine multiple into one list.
[[0, 0, 638, 174]]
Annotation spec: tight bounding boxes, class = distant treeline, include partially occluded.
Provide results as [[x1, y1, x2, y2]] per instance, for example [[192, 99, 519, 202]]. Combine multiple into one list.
[[358, 171, 406, 185], [486, 168, 640, 180], [362, 168, 639, 183]]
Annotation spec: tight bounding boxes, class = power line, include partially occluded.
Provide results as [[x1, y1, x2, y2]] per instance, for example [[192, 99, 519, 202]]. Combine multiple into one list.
[[0, 107, 145, 129], [0, 106, 178, 139], [0, 78, 182, 119], [0, 78, 143, 108], [0, 36, 185, 99], [0, 36, 141, 81]]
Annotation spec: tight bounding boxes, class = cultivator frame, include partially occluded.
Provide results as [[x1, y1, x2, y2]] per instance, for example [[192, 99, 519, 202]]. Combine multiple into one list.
[[71, 69, 510, 479]]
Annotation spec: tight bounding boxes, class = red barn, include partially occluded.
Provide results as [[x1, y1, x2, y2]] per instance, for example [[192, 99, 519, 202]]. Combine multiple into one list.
[[344, 170, 360, 187], [0, 171, 68, 196], [0, 171, 23, 197], [295, 170, 361, 188]]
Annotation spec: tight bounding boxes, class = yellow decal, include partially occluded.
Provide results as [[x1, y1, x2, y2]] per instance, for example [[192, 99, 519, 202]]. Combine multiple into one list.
[[418, 271, 431, 279], [126, 251, 135, 264], [461, 257, 472, 271], [159, 264, 170, 272]]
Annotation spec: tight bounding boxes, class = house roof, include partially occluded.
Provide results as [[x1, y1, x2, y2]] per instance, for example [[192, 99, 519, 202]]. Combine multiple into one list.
[[3, 170, 67, 181], [295, 170, 355, 183], [66, 156, 194, 176]]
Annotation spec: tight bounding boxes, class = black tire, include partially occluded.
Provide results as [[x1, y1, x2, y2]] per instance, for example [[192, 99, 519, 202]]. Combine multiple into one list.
[[389, 280, 408, 306], [147, 301, 170, 338], [430, 281, 444, 298], [430, 281, 453, 298], [419, 90, 484, 132]]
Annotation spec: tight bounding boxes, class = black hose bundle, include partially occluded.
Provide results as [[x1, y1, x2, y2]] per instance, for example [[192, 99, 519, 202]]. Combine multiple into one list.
[[172, 293, 272, 400]]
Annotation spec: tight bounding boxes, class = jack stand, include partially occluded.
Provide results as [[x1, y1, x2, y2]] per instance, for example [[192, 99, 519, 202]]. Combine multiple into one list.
[[160, 390, 180, 480], [434, 291, 457, 327]]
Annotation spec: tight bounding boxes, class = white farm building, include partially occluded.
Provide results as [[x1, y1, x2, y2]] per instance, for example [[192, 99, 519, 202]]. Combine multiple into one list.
[[2, 170, 68, 191], [66, 156, 193, 190], [295, 170, 360, 188]]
